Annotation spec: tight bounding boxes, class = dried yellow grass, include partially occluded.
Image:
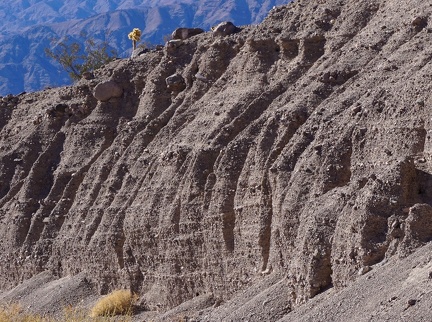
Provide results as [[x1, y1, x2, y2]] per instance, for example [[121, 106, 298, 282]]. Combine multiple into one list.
[[0, 303, 133, 322], [0, 304, 45, 322], [89, 289, 137, 317]]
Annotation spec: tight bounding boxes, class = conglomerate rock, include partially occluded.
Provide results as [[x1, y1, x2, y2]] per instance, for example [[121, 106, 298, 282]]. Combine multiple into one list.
[[1, 0, 432, 321]]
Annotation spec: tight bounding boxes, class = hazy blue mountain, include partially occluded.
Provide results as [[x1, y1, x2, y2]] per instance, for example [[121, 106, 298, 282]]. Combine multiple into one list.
[[0, 0, 289, 95]]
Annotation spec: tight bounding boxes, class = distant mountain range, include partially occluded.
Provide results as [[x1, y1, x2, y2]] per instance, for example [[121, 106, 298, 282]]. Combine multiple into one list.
[[0, 0, 289, 95]]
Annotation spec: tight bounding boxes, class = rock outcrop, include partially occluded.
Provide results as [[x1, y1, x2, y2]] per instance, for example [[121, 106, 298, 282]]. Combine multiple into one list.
[[212, 21, 240, 37], [165, 73, 186, 93], [93, 80, 123, 102], [1, 0, 432, 321], [172, 27, 205, 40]]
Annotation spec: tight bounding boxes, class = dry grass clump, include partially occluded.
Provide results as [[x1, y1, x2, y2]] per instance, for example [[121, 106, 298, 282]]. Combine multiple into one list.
[[90, 289, 137, 317], [0, 290, 137, 321], [0, 304, 44, 322], [0, 302, 133, 321]]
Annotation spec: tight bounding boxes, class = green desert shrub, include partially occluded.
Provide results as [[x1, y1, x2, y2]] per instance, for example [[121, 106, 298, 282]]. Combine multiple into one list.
[[45, 32, 117, 81]]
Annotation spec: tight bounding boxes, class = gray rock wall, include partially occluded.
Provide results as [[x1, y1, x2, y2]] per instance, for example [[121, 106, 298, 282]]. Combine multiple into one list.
[[1, 1, 432, 320]]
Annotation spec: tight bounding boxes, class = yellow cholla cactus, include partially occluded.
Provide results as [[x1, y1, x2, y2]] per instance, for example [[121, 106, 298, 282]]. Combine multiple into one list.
[[128, 28, 141, 42]]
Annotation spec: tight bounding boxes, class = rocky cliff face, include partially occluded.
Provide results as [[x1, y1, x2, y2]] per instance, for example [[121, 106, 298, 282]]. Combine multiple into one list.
[[1, 0, 432, 320]]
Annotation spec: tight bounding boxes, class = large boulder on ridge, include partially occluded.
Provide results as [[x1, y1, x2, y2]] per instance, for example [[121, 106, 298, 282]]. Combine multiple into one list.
[[171, 28, 205, 40], [212, 21, 240, 37]]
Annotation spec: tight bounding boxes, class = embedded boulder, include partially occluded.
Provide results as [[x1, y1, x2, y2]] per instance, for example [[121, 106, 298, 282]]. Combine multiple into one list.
[[212, 21, 240, 37], [131, 47, 149, 58], [412, 16, 428, 31], [166, 39, 184, 54], [171, 27, 205, 40], [93, 80, 123, 102], [46, 103, 69, 118], [165, 73, 186, 92]]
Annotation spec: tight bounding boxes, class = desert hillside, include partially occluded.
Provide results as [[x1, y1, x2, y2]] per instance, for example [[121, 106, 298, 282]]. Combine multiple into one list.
[[1, 0, 432, 321], [0, 0, 288, 95]]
